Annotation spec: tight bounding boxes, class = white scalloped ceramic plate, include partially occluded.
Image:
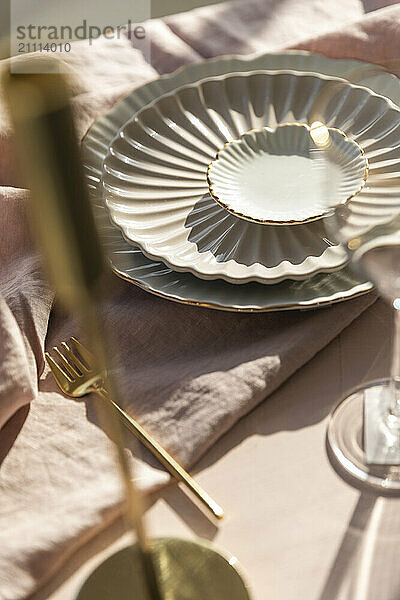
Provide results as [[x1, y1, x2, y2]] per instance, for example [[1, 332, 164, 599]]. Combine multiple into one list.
[[207, 123, 367, 225], [101, 68, 399, 284], [82, 50, 400, 311]]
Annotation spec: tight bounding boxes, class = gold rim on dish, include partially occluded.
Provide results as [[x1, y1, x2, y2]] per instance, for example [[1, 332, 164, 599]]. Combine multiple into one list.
[[112, 263, 373, 312]]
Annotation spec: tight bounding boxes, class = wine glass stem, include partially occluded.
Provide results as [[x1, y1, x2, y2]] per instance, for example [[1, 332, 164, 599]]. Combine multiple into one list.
[[389, 304, 400, 420]]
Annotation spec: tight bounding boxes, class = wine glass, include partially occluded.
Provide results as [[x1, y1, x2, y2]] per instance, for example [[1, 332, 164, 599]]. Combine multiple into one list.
[[310, 121, 400, 491]]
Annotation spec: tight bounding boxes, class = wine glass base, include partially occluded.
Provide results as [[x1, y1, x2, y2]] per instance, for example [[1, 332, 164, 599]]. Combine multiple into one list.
[[327, 380, 400, 492]]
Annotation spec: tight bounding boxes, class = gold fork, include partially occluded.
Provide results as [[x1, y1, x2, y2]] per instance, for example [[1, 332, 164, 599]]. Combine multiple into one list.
[[45, 337, 223, 520]]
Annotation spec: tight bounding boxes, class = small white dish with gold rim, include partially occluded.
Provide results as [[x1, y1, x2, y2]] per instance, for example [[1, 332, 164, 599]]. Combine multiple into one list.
[[207, 123, 367, 225]]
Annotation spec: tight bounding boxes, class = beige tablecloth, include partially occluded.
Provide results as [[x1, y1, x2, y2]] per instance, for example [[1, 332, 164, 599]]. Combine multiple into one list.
[[37, 296, 398, 600], [1, 1, 399, 599]]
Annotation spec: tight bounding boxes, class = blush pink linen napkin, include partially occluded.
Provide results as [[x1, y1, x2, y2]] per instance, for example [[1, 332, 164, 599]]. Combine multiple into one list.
[[0, 1, 398, 598]]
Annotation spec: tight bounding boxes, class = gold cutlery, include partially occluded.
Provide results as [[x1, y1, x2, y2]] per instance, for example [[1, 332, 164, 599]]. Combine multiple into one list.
[[46, 336, 224, 520]]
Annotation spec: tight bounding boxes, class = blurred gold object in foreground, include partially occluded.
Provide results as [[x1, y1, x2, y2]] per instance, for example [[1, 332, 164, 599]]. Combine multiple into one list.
[[4, 59, 250, 599], [4, 62, 106, 309], [76, 539, 251, 600], [4, 59, 161, 600]]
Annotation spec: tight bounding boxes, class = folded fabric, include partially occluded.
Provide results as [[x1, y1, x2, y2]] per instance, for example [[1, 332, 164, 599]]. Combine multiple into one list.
[[1, 1, 398, 598]]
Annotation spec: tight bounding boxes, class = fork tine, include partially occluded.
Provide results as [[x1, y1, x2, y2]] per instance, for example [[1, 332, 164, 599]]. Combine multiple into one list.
[[45, 352, 72, 387], [53, 346, 79, 378], [70, 337, 94, 369], [61, 341, 88, 373]]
